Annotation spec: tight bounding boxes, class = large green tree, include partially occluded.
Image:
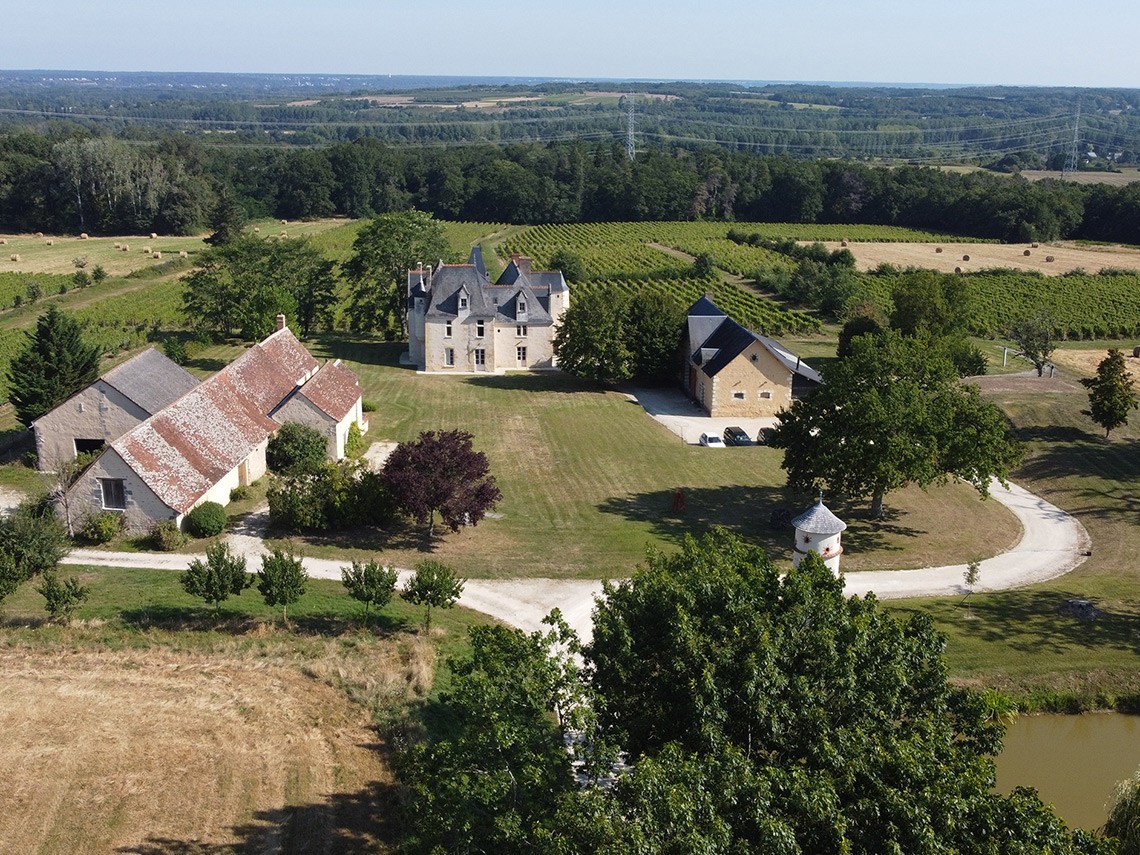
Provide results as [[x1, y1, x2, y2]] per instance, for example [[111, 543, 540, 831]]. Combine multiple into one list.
[[342, 210, 450, 337], [1081, 348, 1138, 438], [771, 331, 1022, 518], [7, 305, 101, 426], [182, 235, 337, 340], [1010, 311, 1056, 377], [553, 289, 632, 383]]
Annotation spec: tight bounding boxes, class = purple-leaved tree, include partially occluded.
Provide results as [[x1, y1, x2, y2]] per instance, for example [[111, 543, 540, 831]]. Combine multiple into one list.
[[381, 430, 502, 537]]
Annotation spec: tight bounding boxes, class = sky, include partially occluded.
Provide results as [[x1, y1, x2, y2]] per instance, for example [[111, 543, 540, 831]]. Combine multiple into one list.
[[4, 0, 1137, 88]]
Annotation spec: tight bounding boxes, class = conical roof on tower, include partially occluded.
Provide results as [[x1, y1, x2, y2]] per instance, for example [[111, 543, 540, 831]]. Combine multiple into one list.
[[790, 500, 847, 535]]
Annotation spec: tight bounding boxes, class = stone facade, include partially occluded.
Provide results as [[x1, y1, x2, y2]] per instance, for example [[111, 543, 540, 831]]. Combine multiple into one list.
[[34, 381, 151, 473], [409, 250, 568, 373]]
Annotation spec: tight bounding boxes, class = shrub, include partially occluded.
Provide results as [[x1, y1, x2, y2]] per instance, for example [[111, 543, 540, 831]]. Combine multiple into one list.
[[91, 265, 107, 284], [80, 511, 125, 544], [267, 460, 395, 533], [150, 519, 188, 552], [267, 422, 327, 476], [162, 337, 188, 365], [361, 399, 378, 413], [185, 501, 227, 538], [72, 270, 91, 289], [229, 485, 250, 502], [345, 422, 365, 458], [35, 571, 89, 622]]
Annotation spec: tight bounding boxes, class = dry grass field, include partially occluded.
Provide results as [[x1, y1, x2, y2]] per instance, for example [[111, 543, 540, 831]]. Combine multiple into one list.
[[1021, 169, 1140, 186], [0, 632, 435, 854], [1050, 348, 1140, 384], [815, 240, 1140, 275]]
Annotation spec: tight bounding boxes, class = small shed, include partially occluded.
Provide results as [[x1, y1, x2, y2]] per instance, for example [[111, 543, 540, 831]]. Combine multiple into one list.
[[791, 500, 847, 575]]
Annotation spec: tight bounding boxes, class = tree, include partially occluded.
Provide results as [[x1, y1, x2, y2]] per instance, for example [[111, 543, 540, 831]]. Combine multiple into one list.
[[267, 459, 394, 533], [257, 548, 307, 623], [267, 421, 327, 476], [381, 430, 501, 537], [1010, 311, 1056, 377], [341, 560, 398, 622], [553, 289, 632, 383], [402, 560, 464, 629], [49, 450, 99, 537], [548, 247, 586, 283], [625, 289, 685, 384], [1081, 349, 1138, 438], [36, 570, 89, 622], [0, 499, 70, 582], [771, 331, 1023, 518], [180, 541, 250, 616], [395, 614, 584, 852], [343, 210, 450, 337], [582, 529, 1103, 854], [182, 235, 337, 340], [7, 305, 101, 426], [203, 188, 246, 246]]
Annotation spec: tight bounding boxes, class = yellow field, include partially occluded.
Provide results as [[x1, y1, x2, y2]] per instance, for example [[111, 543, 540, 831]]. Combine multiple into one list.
[[816, 240, 1140, 275], [1051, 348, 1140, 383], [0, 636, 428, 853]]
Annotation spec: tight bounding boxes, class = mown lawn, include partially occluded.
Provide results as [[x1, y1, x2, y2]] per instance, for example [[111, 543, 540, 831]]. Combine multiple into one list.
[[888, 368, 1140, 707]]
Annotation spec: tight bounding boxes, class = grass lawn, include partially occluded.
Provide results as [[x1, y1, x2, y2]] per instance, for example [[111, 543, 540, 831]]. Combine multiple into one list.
[[887, 367, 1140, 707]]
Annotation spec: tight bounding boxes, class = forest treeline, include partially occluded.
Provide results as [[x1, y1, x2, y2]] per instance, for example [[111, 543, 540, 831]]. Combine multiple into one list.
[[2, 131, 1140, 244]]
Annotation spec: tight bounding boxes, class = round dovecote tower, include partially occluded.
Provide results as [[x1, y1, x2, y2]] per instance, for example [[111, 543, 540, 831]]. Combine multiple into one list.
[[791, 499, 847, 575]]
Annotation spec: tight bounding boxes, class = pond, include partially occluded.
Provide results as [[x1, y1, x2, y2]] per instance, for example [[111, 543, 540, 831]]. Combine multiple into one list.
[[996, 712, 1140, 831]]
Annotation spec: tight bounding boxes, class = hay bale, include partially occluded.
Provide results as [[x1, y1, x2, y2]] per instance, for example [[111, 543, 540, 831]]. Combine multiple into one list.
[[279, 231, 288, 238], [280, 219, 288, 225], [254, 227, 260, 233], [179, 250, 188, 258], [149, 232, 158, 240], [935, 247, 942, 253], [1045, 255, 1055, 262], [121, 244, 129, 252], [142, 246, 151, 254], [1023, 249, 1031, 256], [79, 233, 89, 240], [840, 240, 848, 247], [9, 254, 19, 262], [954, 266, 962, 274], [45, 239, 53, 246], [1031, 242, 1039, 248], [152, 251, 162, 259], [962, 254, 970, 261], [34, 231, 43, 238], [0, 239, 6, 245], [113, 242, 121, 249]]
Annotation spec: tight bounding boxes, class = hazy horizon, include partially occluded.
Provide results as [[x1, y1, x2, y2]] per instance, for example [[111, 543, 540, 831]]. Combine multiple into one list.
[[4, 0, 1138, 90]]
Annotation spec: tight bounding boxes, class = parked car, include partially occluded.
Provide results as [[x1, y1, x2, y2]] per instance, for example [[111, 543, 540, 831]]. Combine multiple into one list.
[[723, 426, 752, 446], [756, 427, 776, 445], [698, 432, 726, 448]]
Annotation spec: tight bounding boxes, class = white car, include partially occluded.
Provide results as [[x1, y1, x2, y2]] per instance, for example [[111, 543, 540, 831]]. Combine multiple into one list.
[[698, 432, 726, 448]]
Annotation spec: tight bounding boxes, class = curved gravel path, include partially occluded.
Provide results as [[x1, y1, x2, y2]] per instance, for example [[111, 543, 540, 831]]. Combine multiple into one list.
[[61, 477, 1090, 644]]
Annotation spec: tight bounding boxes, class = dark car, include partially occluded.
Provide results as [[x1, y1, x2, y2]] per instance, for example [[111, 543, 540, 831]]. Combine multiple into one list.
[[756, 427, 776, 445], [723, 426, 752, 446]]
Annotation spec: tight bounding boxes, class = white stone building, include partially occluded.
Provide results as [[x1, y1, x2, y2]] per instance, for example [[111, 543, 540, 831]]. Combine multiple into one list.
[[791, 500, 847, 575], [407, 249, 569, 373]]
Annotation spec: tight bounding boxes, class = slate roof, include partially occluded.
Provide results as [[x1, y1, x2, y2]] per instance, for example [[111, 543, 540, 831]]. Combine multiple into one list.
[[108, 328, 326, 514], [418, 259, 562, 325], [791, 500, 847, 534], [101, 348, 200, 414], [685, 296, 820, 385], [296, 360, 361, 421]]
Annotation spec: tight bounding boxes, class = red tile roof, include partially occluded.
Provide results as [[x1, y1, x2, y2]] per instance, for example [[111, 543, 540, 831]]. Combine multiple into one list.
[[297, 360, 361, 421]]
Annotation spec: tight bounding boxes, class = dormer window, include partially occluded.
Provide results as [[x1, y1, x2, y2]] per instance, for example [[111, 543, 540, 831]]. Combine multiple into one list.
[[458, 292, 468, 310], [518, 296, 527, 316]]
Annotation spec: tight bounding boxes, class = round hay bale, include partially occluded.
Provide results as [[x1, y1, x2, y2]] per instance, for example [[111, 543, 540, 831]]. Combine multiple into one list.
[[79, 233, 89, 240], [935, 247, 943, 253], [1045, 255, 1055, 262], [179, 250, 188, 258], [280, 219, 288, 225], [10, 254, 20, 262], [962, 254, 970, 262], [45, 239, 53, 246], [113, 242, 121, 249], [0, 239, 6, 245], [150, 232, 158, 240], [1023, 249, 1031, 256], [152, 251, 162, 259], [279, 231, 288, 238], [1031, 242, 1039, 248], [254, 227, 261, 233], [954, 266, 962, 274], [121, 244, 129, 252], [34, 231, 43, 238], [840, 240, 848, 247], [142, 246, 151, 254]]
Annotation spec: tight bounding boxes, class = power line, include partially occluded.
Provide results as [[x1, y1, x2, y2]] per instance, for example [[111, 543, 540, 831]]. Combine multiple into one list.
[[1064, 104, 1081, 177]]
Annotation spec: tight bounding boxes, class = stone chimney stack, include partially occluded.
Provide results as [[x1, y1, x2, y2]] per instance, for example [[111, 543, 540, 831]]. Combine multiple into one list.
[[276, 313, 286, 332]]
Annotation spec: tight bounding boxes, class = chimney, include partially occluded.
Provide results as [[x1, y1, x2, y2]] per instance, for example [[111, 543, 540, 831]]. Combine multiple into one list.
[[426, 264, 433, 288], [276, 313, 286, 332]]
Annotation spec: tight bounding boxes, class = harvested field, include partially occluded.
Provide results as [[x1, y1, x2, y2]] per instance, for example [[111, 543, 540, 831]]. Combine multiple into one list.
[[1022, 169, 1140, 187], [1051, 348, 1140, 383], [0, 643, 400, 854], [814, 240, 1140, 275]]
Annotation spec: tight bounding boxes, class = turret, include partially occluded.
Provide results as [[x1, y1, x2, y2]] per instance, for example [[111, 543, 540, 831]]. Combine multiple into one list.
[[791, 499, 846, 575]]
